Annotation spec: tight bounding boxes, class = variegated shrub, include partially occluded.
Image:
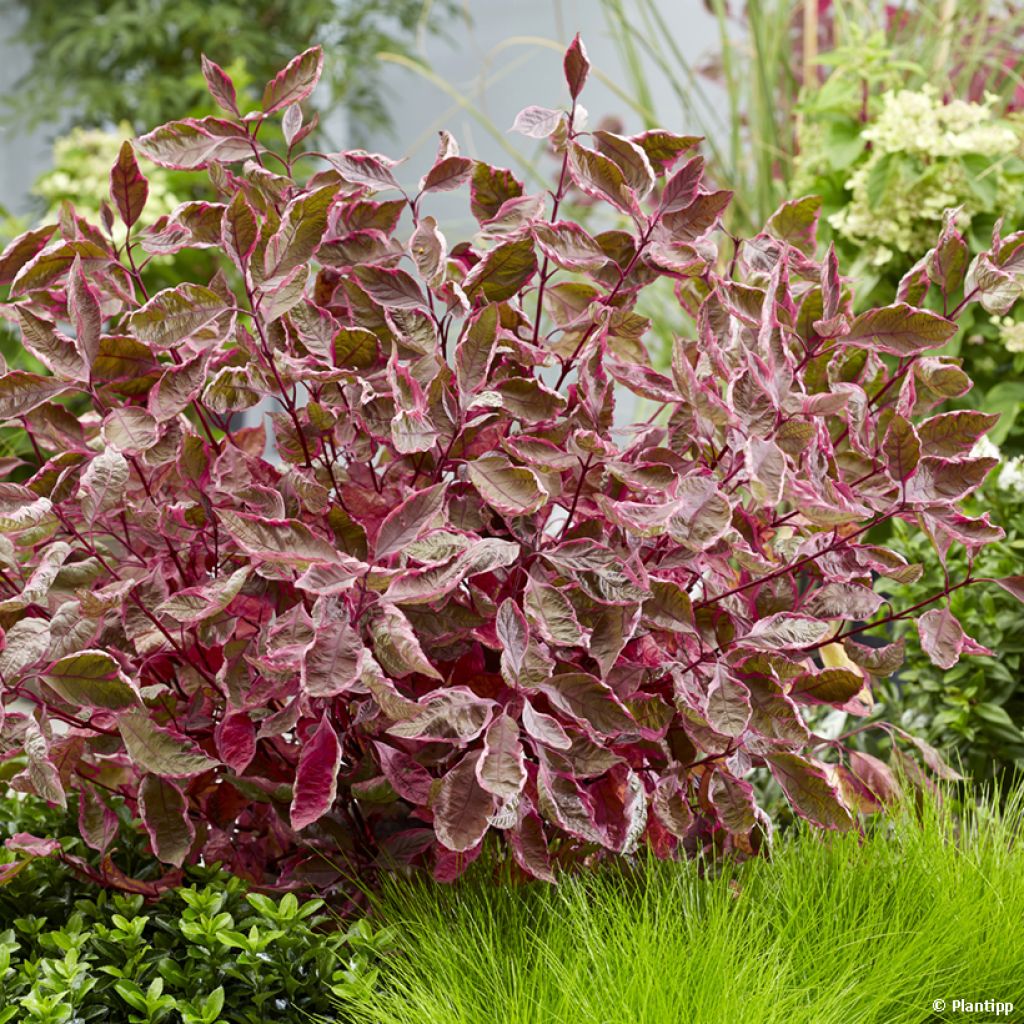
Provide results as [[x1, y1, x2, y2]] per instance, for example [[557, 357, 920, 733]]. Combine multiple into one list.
[[0, 39, 1022, 888]]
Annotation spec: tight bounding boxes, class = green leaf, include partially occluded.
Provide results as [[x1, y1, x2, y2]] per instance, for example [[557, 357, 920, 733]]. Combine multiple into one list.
[[44, 650, 140, 710], [118, 711, 218, 777], [846, 303, 957, 356], [129, 284, 228, 348], [468, 455, 547, 516], [824, 118, 866, 170], [865, 153, 897, 208], [0, 371, 72, 420], [463, 237, 537, 303]]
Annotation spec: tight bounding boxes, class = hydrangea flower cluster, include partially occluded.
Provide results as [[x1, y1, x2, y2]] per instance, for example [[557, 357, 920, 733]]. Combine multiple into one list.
[[33, 125, 183, 239], [974, 435, 1024, 493], [797, 86, 1024, 267], [990, 314, 1024, 354]]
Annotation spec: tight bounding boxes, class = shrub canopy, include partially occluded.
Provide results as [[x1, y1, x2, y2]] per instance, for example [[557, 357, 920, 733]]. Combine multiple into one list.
[[0, 39, 1021, 887]]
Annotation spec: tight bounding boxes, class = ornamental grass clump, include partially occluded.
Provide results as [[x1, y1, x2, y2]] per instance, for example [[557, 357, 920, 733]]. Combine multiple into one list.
[[0, 38, 1022, 888]]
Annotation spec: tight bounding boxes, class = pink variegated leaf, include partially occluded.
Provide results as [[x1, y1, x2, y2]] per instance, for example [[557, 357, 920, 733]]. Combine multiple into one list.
[[301, 616, 365, 697], [138, 774, 195, 868], [904, 456, 996, 504], [497, 599, 529, 682], [374, 742, 434, 805], [659, 155, 704, 214], [844, 303, 957, 356], [214, 712, 257, 775], [136, 118, 255, 169], [917, 607, 965, 670], [522, 699, 572, 750], [386, 688, 495, 743], [563, 34, 590, 99], [262, 46, 324, 114], [509, 808, 555, 882], [511, 106, 564, 139], [477, 712, 526, 800], [289, 714, 343, 831], [109, 141, 150, 229], [78, 785, 120, 854], [375, 482, 448, 560], [5, 833, 61, 858], [200, 55, 239, 115], [434, 751, 496, 852], [767, 753, 853, 830], [990, 576, 1024, 604]]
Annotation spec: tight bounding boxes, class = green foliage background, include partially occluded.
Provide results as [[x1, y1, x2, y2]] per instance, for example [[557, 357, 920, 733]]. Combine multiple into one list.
[[861, 475, 1024, 784], [0, 0, 455, 139], [0, 793, 390, 1024]]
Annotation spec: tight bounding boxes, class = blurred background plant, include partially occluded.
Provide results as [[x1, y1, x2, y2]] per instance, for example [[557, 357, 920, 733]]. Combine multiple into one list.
[[847, 448, 1024, 787], [0, 0, 457, 142], [600, 0, 1024, 237], [791, 25, 1024, 451], [592, 0, 1024, 450], [0, 0, 462, 403]]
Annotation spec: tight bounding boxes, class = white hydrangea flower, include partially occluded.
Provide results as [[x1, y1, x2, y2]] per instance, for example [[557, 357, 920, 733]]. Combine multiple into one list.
[[973, 435, 1002, 461], [33, 123, 182, 237], [998, 456, 1024, 494], [796, 85, 1024, 267], [974, 434, 1024, 495], [992, 315, 1024, 354]]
